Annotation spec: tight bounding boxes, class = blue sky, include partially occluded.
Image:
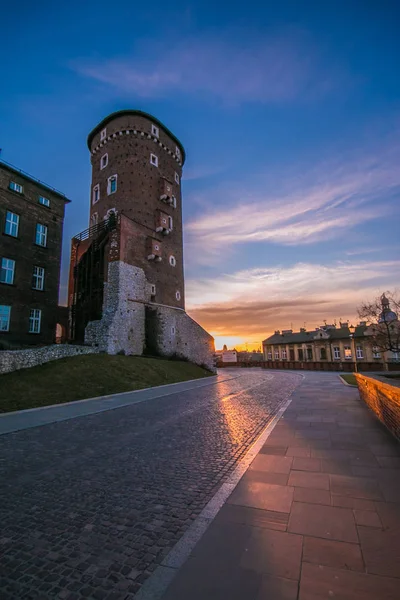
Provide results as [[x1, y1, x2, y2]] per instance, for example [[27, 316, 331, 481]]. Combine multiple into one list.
[[2, 0, 400, 348]]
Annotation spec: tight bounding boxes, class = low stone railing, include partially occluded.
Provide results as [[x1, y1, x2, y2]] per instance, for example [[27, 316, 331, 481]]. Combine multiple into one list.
[[355, 373, 400, 440], [0, 344, 99, 375]]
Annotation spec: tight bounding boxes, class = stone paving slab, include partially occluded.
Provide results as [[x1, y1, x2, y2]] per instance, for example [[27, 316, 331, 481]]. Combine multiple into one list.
[[160, 372, 400, 600]]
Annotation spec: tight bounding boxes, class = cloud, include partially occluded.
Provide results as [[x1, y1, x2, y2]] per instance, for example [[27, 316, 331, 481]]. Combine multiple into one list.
[[72, 28, 341, 104], [184, 146, 400, 263], [186, 260, 400, 340]]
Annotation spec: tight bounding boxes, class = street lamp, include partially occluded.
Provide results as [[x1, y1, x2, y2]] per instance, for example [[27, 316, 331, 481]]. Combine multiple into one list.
[[348, 324, 358, 373]]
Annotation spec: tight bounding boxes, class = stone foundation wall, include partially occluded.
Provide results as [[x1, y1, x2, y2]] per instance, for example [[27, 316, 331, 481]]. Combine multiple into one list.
[[355, 373, 400, 440], [0, 345, 99, 375]]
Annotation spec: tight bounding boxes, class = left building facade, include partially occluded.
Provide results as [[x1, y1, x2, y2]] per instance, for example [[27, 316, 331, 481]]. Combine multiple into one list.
[[0, 160, 71, 345]]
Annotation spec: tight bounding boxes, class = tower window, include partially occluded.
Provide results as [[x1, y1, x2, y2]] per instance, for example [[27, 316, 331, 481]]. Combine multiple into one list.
[[92, 184, 100, 204], [100, 128, 107, 141], [151, 125, 159, 138], [169, 255, 176, 267], [176, 291, 181, 301], [9, 181, 23, 194], [171, 326, 176, 335], [150, 154, 159, 167], [175, 146, 180, 158], [107, 175, 117, 195], [174, 172, 180, 184], [171, 196, 177, 208], [150, 284, 156, 296], [168, 216, 173, 230], [90, 213, 99, 227], [39, 196, 50, 207], [100, 153, 108, 169]]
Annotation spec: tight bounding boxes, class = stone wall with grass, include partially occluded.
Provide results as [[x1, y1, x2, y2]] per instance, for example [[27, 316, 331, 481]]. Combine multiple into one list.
[[355, 373, 400, 440], [0, 345, 99, 375]]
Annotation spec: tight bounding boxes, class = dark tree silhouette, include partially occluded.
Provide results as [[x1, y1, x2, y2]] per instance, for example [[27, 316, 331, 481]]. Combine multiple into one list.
[[358, 292, 400, 353]]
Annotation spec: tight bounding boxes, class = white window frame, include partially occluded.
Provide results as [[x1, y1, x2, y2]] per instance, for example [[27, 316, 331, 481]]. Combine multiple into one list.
[[32, 266, 45, 290], [0, 305, 11, 332], [4, 211, 19, 237], [333, 346, 340, 360], [176, 291, 181, 301], [171, 195, 177, 208], [175, 146, 180, 158], [100, 128, 107, 141], [150, 284, 156, 296], [39, 195, 50, 207], [35, 223, 48, 247], [168, 216, 173, 230], [92, 184, 100, 204], [90, 213, 99, 227], [282, 349, 287, 359], [171, 326, 176, 335], [10, 181, 23, 194], [29, 308, 41, 334], [373, 346, 381, 359], [107, 175, 117, 195], [0, 258, 15, 285], [169, 255, 176, 267], [174, 172, 180, 184], [267, 352, 272, 360], [151, 124, 159, 138], [356, 345, 363, 359], [274, 350, 280, 360], [344, 346, 352, 360], [100, 153, 108, 170], [150, 153, 158, 167]]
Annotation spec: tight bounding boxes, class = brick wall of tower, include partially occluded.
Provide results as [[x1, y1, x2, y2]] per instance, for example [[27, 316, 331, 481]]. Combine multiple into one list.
[[88, 114, 184, 309]]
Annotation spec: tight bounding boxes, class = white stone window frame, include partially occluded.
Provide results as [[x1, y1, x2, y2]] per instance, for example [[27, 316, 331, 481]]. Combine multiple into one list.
[[169, 255, 176, 267], [39, 195, 50, 207], [107, 175, 118, 195], [9, 181, 23, 194], [167, 216, 173, 230], [171, 326, 176, 336], [174, 171, 180, 185], [90, 213, 99, 227], [281, 349, 287, 360], [171, 195, 177, 208], [0, 258, 15, 285], [100, 128, 107, 141], [29, 308, 42, 334], [176, 291, 181, 301], [92, 184, 100, 204], [333, 346, 341, 360], [175, 146, 180, 158], [150, 284, 156, 296], [0, 305, 11, 332], [274, 350, 280, 360], [150, 153, 159, 167], [151, 124, 159, 138], [356, 345, 363, 359], [32, 266, 45, 291], [35, 223, 48, 247], [100, 153, 108, 170]]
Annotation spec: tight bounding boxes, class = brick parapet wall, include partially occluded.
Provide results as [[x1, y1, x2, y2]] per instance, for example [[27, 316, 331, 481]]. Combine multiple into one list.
[[0, 345, 99, 375], [355, 374, 400, 440]]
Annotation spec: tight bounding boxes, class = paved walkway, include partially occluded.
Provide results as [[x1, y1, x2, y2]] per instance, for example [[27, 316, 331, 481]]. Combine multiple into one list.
[[160, 372, 400, 600]]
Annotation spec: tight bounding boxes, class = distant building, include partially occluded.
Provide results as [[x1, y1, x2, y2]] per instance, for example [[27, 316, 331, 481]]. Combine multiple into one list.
[[0, 160, 70, 345], [263, 323, 399, 366], [237, 350, 263, 363]]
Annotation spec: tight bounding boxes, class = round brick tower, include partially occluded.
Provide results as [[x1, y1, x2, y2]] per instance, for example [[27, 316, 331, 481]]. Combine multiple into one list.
[[87, 109, 185, 310]]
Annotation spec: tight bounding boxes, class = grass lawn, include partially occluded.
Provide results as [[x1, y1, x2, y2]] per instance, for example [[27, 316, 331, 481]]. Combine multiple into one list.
[[0, 354, 213, 414], [340, 374, 357, 386]]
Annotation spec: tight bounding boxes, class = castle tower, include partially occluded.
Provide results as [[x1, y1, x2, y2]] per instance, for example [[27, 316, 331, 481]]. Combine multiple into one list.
[[68, 110, 215, 370]]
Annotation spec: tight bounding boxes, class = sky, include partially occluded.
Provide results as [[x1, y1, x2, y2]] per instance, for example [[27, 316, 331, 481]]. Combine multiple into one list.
[[1, 0, 400, 350]]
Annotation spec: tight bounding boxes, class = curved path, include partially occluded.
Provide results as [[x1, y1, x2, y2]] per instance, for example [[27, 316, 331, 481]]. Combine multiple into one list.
[[0, 369, 302, 599]]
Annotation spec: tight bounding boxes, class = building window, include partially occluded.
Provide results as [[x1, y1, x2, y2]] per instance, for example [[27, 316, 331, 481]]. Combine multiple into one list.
[[175, 146, 180, 158], [169, 255, 176, 267], [100, 128, 107, 141], [289, 348, 295, 361], [151, 124, 159, 138], [150, 154, 158, 167], [107, 175, 117, 195], [29, 309, 41, 333], [168, 216, 173, 230], [4, 211, 19, 237], [171, 326, 176, 335], [306, 347, 313, 360], [0, 305, 11, 332], [35, 224, 48, 247], [282, 349, 287, 359], [100, 153, 108, 169], [392, 352, 399, 362], [356, 346, 363, 359], [344, 346, 352, 360], [32, 266, 45, 290], [92, 184, 100, 204], [174, 172, 180, 184], [9, 181, 23, 194], [90, 213, 99, 227], [333, 346, 340, 359], [39, 196, 50, 207], [0, 258, 15, 285], [274, 349, 280, 360], [172, 195, 177, 208], [320, 347, 327, 360], [298, 348, 304, 361], [150, 284, 156, 296], [373, 346, 381, 359], [267, 352, 272, 360], [176, 291, 181, 301]]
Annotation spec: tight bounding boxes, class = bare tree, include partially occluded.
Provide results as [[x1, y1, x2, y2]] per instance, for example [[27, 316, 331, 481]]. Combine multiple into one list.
[[358, 292, 400, 353]]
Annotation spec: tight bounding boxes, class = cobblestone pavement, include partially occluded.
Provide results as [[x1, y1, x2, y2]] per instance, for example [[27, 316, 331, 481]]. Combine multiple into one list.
[[0, 369, 302, 599]]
